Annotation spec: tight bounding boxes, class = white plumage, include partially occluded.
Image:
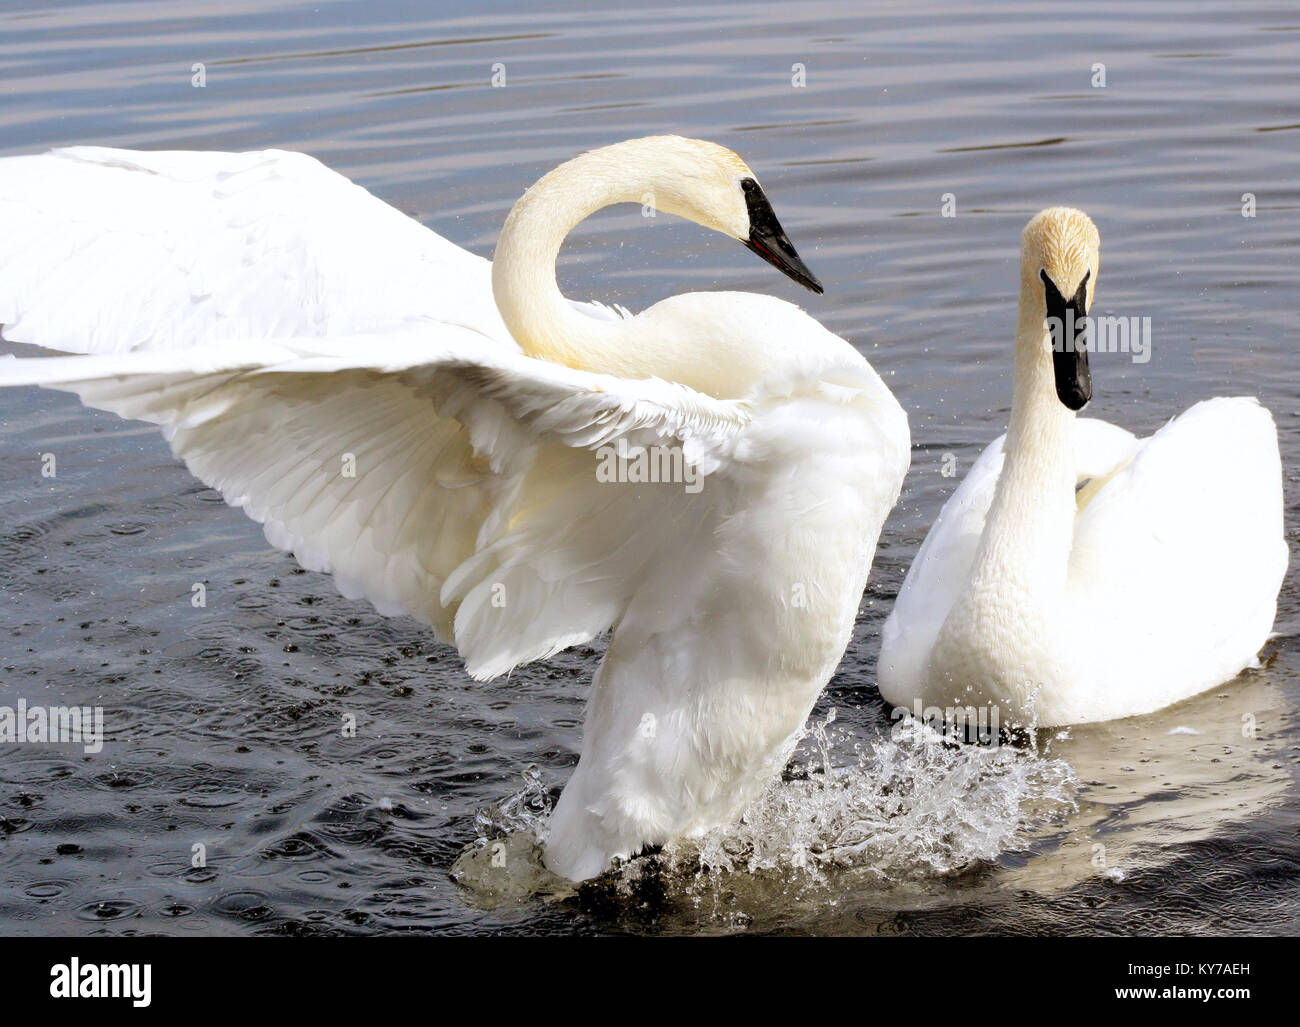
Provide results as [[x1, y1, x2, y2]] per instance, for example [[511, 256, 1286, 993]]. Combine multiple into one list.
[[0, 137, 909, 880], [879, 207, 1285, 727]]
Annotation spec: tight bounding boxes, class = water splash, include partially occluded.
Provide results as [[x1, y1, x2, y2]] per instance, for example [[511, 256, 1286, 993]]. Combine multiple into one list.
[[472, 764, 553, 839], [668, 711, 1078, 885], [449, 766, 570, 904], [451, 713, 1078, 905]]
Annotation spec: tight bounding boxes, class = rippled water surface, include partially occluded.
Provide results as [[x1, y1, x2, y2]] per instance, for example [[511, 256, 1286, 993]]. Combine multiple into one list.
[[1, 0, 1298, 935]]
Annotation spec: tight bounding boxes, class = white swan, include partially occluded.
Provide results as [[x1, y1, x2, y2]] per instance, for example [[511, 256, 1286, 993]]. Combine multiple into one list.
[[0, 137, 910, 880], [878, 206, 1285, 728]]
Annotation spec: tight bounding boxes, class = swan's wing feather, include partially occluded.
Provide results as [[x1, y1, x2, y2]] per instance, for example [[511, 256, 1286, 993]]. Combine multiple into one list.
[[1069, 397, 1286, 691], [878, 417, 1140, 700], [568, 299, 633, 322], [432, 356, 748, 470], [1071, 417, 1145, 479], [0, 333, 750, 677], [0, 147, 513, 355]]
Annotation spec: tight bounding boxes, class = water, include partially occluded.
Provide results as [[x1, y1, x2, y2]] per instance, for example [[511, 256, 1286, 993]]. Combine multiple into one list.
[[1, 0, 1298, 935]]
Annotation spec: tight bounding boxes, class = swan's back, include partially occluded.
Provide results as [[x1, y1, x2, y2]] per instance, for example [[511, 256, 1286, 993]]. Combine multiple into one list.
[[1064, 397, 1286, 720]]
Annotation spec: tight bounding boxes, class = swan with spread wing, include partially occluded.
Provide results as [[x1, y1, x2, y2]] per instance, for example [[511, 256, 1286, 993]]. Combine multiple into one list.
[[0, 137, 909, 880]]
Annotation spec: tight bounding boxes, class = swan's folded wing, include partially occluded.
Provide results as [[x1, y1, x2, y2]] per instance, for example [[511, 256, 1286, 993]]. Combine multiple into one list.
[[0, 147, 514, 355], [0, 332, 750, 678], [1068, 398, 1286, 687], [878, 418, 1140, 698]]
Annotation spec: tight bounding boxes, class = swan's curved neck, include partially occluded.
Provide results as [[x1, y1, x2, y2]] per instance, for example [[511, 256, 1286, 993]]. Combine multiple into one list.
[[492, 148, 654, 374], [970, 280, 1078, 601]]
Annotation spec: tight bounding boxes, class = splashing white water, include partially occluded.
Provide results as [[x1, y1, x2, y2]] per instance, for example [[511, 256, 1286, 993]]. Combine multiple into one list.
[[669, 711, 1077, 884], [473, 763, 552, 837], [449, 765, 563, 904], [451, 711, 1077, 901]]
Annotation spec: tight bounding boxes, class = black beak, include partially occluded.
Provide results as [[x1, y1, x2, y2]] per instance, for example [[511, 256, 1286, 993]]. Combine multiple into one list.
[[1041, 268, 1092, 410], [739, 177, 823, 295]]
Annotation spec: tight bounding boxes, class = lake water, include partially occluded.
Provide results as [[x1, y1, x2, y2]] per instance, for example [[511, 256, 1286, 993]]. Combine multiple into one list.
[[0, 0, 1297, 935]]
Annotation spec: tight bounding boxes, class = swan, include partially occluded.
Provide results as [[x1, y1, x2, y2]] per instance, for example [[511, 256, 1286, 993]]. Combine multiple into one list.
[[0, 137, 910, 881], [878, 206, 1286, 728]]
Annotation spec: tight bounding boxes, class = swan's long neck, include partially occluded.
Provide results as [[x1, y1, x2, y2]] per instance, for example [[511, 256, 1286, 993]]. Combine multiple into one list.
[[492, 148, 657, 376], [968, 279, 1077, 603]]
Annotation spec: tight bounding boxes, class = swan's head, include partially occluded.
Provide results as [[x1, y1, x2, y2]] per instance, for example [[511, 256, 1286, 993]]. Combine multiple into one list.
[[1021, 207, 1100, 411], [626, 136, 823, 294]]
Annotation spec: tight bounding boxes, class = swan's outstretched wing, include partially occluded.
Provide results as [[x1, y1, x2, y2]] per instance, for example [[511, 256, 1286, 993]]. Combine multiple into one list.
[[1067, 397, 1287, 706], [0, 146, 521, 354], [878, 418, 1140, 701], [0, 330, 750, 678]]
